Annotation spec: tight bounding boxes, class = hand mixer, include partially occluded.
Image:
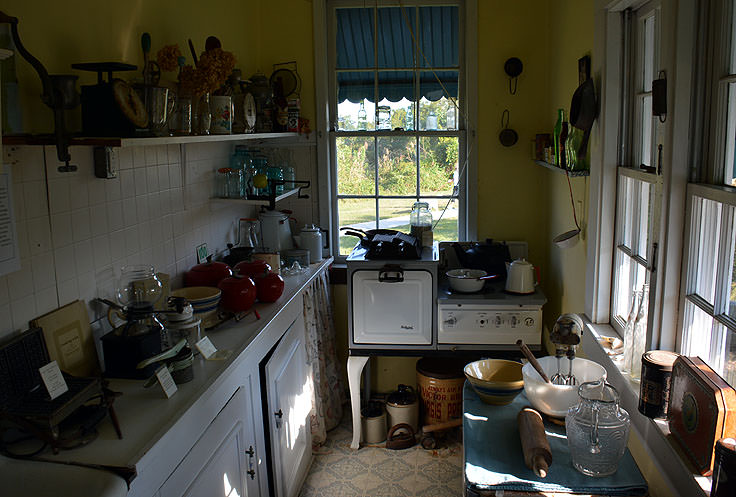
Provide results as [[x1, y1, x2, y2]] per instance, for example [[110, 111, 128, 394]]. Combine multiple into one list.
[[549, 313, 584, 385]]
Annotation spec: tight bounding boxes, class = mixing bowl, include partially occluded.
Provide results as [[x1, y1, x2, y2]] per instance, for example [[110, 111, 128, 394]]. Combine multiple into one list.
[[464, 359, 524, 405], [522, 356, 607, 418]]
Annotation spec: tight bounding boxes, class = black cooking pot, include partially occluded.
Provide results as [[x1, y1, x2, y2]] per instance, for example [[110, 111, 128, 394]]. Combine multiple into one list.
[[452, 240, 511, 278]]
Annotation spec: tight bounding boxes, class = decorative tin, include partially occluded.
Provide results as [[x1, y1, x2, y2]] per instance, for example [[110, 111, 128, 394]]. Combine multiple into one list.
[[668, 356, 736, 476], [210, 95, 232, 134], [638, 350, 679, 419], [712, 438, 736, 497]]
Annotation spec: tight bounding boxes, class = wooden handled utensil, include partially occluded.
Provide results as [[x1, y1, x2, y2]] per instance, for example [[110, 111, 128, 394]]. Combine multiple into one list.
[[516, 339, 551, 383], [518, 407, 553, 478]]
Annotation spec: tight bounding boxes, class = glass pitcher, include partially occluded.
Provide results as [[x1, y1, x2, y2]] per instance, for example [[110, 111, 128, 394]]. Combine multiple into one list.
[[565, 380, 630, 477]]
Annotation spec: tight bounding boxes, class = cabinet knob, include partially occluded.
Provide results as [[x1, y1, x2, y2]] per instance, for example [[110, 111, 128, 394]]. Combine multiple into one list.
[[247, 469, 256, 480], [274, 409, 283, 419]]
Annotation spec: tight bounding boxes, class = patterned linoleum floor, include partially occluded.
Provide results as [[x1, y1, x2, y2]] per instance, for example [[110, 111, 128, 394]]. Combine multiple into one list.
[[298, 415, 464, 497]]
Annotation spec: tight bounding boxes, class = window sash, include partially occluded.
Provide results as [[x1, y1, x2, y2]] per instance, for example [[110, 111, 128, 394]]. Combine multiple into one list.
[[327, 0, 468, 257]]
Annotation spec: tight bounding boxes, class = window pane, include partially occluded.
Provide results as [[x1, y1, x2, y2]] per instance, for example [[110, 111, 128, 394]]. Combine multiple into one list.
[[637, 181, 654, 258], [431, 198, 459, 243], [419, 6, 459, 68], [725, 82, 736, 186], [420, 136, 458, 196], [378, 199, 412, 231], [691, 196, 722, 304], [643, 15, 655, 92], [337, 78, 376, 130], [617, 175, 634, 249], [724, 329, 736, 386], [336, 136, 376, 195], [336, 8, 374, 70], [378, 136, 416, 195], [338, 198, 376, 255], [377, 72, 415, 128], [613, 248, 648, 327], [419, 71, 459, 130], [727, 207, 736, 320], [639, 94, 652, 167], [377, 7, 415, 69], [682, 299, 716, 362]]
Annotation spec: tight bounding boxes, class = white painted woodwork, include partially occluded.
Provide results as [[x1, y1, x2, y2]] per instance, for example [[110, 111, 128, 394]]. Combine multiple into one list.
[[158, 384, 257, 497], [265, 314, 312, 497]]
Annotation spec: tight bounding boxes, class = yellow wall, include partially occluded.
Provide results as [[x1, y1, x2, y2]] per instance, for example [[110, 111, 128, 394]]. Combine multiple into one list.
[[544, 1, 593, 329], [2, 0, 315, 134]]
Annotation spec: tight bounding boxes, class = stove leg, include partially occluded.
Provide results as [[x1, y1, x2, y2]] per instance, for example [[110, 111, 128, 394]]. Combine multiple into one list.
[[347, 356, 369, 449]]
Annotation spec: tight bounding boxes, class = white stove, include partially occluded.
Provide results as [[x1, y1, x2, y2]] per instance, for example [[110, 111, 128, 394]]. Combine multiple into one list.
[[346, 241, 546, 351]]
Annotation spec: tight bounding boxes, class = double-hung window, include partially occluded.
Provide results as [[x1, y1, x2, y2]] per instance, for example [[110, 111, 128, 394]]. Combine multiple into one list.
[[326, 0, 468, 257], [610, 2, 663, 339], [679, 0, 736, 384]]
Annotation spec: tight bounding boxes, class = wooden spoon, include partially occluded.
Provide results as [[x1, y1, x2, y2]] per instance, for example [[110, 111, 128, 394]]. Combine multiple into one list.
[[516, 339, 551, 383]]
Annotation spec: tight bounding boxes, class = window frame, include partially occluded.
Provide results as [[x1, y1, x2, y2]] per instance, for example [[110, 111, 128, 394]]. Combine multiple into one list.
[[313, 0, 478, 261], [586, 0, 695, 355]]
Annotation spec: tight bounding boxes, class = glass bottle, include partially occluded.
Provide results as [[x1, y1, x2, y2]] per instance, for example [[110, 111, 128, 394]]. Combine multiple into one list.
[[630, 284, 650, 381], [559, 121, 569, 169], [410, 201, 432, 244], [553, 108, 565, 166], [566, 380, 631, 477], [357, 100, 367, 130], [197, 93, 212, 135], [622, 290, 641, 373]]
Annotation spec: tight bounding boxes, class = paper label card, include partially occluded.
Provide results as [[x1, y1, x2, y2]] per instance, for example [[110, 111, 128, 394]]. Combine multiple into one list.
[[195, 336, 217, 359], [196, 243, 208, 264], [156, 365, 178, 398], [39, 361, 69, 400]]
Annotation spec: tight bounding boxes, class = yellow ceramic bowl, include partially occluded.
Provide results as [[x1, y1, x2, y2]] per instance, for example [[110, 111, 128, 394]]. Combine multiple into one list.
[[464, 359, 524, 405], [171, 287, 221, 327]]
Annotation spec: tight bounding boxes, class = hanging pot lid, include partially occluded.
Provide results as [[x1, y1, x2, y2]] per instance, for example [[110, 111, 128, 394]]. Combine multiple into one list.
[[387, 384, 417, 406]]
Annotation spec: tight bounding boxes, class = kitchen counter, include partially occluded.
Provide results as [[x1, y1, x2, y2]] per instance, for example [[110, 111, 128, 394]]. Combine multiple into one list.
[[1, 258, 333, 497]]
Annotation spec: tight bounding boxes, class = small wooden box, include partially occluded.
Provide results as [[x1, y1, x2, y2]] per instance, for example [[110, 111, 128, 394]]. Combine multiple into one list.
[[668, 356, 736, 475]]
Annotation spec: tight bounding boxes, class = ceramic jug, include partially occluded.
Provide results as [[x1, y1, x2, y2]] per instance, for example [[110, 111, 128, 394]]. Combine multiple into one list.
[[293, 224, 323, 263], [565, 380, 630, 477]]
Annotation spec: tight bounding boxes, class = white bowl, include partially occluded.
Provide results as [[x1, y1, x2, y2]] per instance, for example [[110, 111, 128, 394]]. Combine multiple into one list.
[[446, 268, 488, 293], [522, 356, 607, 418]]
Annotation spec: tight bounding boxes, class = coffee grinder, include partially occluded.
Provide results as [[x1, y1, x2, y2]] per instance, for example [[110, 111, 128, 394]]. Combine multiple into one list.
[[99, 265, 167, 379]]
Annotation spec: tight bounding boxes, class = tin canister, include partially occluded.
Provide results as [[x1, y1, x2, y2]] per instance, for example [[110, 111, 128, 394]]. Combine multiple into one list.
[[712, 438, 736, 497], [638, 350, 679, 419]]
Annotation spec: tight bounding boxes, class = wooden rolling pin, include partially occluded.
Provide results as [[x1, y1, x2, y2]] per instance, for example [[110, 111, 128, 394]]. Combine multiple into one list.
[[518, 407, 553, 478]]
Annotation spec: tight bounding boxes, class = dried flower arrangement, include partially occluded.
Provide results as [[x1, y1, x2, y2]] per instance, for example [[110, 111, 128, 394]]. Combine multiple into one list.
[[156, 43, 236, 97]]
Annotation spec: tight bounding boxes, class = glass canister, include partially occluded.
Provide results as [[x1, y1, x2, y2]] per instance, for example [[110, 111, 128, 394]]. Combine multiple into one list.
[[410, 201, 432, 245], [267, 165, 284, 195], [252, 156, 269, 196], [565, 380, 630, 477]]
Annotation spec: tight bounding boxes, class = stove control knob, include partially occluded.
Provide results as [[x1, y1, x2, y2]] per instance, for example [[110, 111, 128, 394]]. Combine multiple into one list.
[[444, 316, 457, 326], [494, 315, 502, 326], [524, 317, 535, 327], [510, 316, 518, 327]]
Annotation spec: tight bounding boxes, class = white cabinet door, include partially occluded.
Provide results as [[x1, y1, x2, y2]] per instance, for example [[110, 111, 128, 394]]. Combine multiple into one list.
[[159, 380, 260, 497], [265, 315, 312, 497]]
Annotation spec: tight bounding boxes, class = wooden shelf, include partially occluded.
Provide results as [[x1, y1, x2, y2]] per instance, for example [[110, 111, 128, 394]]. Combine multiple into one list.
[[534, 160, 590, 177], [2, 131, 311, 148]]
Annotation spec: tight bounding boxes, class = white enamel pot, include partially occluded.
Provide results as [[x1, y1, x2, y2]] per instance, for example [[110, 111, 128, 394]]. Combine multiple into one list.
[[446, 269, 499, 293]]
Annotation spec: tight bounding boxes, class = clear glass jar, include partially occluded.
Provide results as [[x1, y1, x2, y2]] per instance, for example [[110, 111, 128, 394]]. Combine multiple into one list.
[[216, 167, 230, 198], [622, 290, 641, 373], [227, 168, 243, 198], [252, 156, 269, 196], [117, 265, 162, 309], [630, 284, 650, 380], [267, 165, 284, 195], [410, 201, 432, 242], [566, 380, 631, 477]]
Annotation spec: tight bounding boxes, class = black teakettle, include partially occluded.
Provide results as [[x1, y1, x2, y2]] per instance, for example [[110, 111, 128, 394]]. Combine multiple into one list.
[[452, 240, 511, 278]]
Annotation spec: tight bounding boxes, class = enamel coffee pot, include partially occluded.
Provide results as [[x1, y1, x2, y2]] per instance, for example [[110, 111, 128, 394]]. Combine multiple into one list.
[[293, 224, 323, 264], [505, 258, 538, 294]]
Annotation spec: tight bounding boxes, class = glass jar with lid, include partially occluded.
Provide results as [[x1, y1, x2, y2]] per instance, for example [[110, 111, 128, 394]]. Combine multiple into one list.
[[410, 201, 432, 245]]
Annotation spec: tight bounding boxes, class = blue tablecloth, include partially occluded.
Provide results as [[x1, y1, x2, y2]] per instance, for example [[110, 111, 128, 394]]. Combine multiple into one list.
[[463, 382, 648, 496]]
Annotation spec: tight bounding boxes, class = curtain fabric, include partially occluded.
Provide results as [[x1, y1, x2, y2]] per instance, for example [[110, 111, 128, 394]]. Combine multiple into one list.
[[303, 271, 346, 447]]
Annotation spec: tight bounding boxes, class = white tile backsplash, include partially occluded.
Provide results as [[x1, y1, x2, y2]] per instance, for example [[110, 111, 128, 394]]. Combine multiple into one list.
[[1, 141, 319, 341]]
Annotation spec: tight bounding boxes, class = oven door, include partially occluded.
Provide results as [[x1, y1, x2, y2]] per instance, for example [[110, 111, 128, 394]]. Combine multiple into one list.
[[351, 267, 433, 345]]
